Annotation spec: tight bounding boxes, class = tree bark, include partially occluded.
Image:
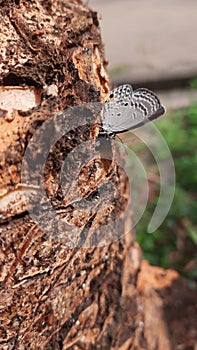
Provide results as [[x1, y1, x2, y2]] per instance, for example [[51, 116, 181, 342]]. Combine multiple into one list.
[[0, 1, 196, 350]]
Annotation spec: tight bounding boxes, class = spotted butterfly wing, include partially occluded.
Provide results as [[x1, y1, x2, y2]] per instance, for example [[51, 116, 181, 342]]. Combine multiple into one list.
[[102, 84, 165, 134]]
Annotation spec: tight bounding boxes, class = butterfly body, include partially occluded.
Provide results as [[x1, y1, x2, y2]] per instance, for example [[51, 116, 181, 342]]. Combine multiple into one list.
[[102, 84, 165, 136]]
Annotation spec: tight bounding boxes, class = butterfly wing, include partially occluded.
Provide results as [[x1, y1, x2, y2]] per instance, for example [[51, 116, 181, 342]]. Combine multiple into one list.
[[131, 88, 165, 122], [102, 85, 165, 134], [105, 84, 133, 104]]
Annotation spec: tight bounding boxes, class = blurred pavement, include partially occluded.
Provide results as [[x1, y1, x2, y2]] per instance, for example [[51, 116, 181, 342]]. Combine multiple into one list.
[[89, 0, 197, 86]]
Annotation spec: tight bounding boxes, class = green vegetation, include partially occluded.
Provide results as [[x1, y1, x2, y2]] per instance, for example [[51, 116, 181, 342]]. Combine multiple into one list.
[[108, 64, 131, 78], [135, 102, 197, 279], [189, 77, 197, 90]]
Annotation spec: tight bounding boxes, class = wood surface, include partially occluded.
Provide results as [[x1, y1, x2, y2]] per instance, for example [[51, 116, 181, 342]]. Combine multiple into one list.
[[0, 1, 196, 349]]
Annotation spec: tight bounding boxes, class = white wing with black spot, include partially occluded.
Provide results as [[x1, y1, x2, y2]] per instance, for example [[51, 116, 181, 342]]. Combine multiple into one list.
[[102, 84, 165, 134]]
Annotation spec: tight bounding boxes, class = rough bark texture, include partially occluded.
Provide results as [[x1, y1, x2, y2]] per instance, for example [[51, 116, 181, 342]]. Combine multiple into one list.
[[0, 1, 196, 350]]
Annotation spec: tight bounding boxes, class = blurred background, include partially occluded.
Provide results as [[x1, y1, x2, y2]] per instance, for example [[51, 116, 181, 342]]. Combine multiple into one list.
[[89, 0, 197, 280]]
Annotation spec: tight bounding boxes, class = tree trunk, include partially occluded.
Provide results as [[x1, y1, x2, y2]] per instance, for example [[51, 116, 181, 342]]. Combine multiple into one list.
[[0, 1, 196, 349]]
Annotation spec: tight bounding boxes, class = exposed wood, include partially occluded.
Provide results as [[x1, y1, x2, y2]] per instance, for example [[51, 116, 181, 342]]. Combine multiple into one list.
[[0, 1, 196, 350]]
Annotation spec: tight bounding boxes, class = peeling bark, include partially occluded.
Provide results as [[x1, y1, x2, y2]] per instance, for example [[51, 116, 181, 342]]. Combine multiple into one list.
[[0, 1, 196, 350]]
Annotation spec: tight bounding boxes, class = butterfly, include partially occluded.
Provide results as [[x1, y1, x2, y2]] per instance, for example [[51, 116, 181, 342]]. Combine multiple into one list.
[[101, 84, 165, 136]]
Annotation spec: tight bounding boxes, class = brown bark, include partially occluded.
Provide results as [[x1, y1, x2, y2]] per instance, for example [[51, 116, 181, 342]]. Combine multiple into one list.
[[0, 1, 196, 350]]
